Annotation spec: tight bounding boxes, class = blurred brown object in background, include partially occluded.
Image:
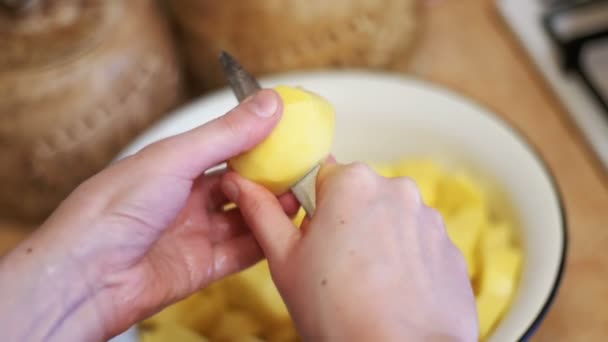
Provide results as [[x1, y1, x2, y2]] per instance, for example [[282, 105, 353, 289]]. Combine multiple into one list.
[[0, 0, 186, 223], [163, 0, 420, 92], [0, 218, 32, 257]]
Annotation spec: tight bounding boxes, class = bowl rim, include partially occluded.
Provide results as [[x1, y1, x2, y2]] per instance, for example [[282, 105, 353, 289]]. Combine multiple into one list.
[[115, 70, 568, 342]]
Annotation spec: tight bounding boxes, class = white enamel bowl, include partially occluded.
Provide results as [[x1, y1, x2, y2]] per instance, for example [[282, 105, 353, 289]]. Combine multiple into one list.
[[112, 71, 566, 342]]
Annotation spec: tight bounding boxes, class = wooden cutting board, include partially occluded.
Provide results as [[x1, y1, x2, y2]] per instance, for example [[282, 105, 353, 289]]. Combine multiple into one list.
[[1, 0, 607, 340]]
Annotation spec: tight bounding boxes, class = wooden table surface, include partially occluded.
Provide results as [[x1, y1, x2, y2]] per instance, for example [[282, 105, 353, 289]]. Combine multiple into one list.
[[1, 0, 607, 340]]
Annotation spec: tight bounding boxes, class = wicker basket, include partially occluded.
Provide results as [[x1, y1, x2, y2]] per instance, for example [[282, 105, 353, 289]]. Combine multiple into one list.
[[0, 0, 186, 222], [164, 0, 420, 92]]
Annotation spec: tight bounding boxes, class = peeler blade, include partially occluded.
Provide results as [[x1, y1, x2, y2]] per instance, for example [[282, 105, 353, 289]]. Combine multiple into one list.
[[219, 51, 262, 102]]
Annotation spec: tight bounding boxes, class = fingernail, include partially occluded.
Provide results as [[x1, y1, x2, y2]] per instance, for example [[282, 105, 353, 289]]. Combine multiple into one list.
[[325, 155, 337, 164], [222, 180, 240, 201], [249, 89, 279, 117]]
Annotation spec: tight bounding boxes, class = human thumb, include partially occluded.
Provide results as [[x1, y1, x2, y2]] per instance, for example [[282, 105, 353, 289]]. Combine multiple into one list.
[[221, 172, 300, 262], [129, 89, 283, 180]]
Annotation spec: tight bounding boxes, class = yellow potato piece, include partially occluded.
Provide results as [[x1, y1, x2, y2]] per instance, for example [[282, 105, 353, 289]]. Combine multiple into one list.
[[209, 310, 263, 341], [476, 292, 508, 341], [230, 337, 265, 342], [481, 221, 515, 251], [141, 303, 181, 327], [228, 85, 335, 195], [479, 246, 522, 298], [292, 206, 306, 228], [223, 202, 237, 211], [477, 246, 523, 340], [140, 323, 209, 342], [435, 172, 485, 216], [142, 283, 227, 335], [184, 284, 228, 334], [141, 289, 210, 327], [265, 322, 301, 342], [370, 163, 395, 178], [223, 261, 291, 328], [393, 159, 443, 206], [444, 208, 486, 278]]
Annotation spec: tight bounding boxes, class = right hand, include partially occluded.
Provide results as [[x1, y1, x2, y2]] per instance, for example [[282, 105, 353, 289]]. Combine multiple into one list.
[[221, 161, 479, 341]]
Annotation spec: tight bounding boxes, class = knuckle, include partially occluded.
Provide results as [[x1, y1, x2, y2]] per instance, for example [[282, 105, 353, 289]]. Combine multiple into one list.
[[426, 206, 445, 228], [219, 112, 247, 140], [340, 162, 378, 189], [443, 235, 469, 272], [453, 246, 470, 274], [422, 206, 450, 243], [343, 162, 376, 180], [392, 176, 423, 205]]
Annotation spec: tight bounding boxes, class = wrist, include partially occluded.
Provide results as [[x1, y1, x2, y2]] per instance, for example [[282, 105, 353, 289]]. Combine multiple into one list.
[[0, 232, 104, 342]]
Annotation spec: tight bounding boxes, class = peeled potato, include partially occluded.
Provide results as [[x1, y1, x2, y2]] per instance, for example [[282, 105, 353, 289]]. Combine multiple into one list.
[[292, 207, 307, 228], [393, 159, 443, 206], [228, 85, 336, 195], [435, 172, 485, 216], [183, 284, 228, 335], [141, 290, 209, 328], [265, 322, 301, 342], [210, 310, 263, 341], [140, 323, 209, 342], [370, 163, 395, 178], [223, 261, 291, 328], [444, 208, 486, 278], [481, 221, 515, 250], [141, 283, 226, 336], [476, 246, 523, 339]]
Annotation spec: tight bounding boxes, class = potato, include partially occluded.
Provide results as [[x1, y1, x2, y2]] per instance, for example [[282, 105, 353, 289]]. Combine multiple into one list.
[[228, 86, 335, 195], [223, 202, 237, 211], [435, 172, 485, 216], [142, 283, 226, 336], [140, 302, 181, 327], [481, 221, 515, 250], [392, 159, 443, 206], [292, 207, 306, 228], [223, 261, 291, 328], [209, 310, 263, 341], [443, 207, 486, 278], [139, 323, 209, 342], [184, 284, 229, 335], [141, 289, 211, 328], [265, 322, 301, 342], [370, 163, 396, 178], [476, 246, 522, 339]]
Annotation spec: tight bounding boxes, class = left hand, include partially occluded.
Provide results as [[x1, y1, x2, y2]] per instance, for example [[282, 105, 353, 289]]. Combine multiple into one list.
[[0, 89, 298, 342]]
